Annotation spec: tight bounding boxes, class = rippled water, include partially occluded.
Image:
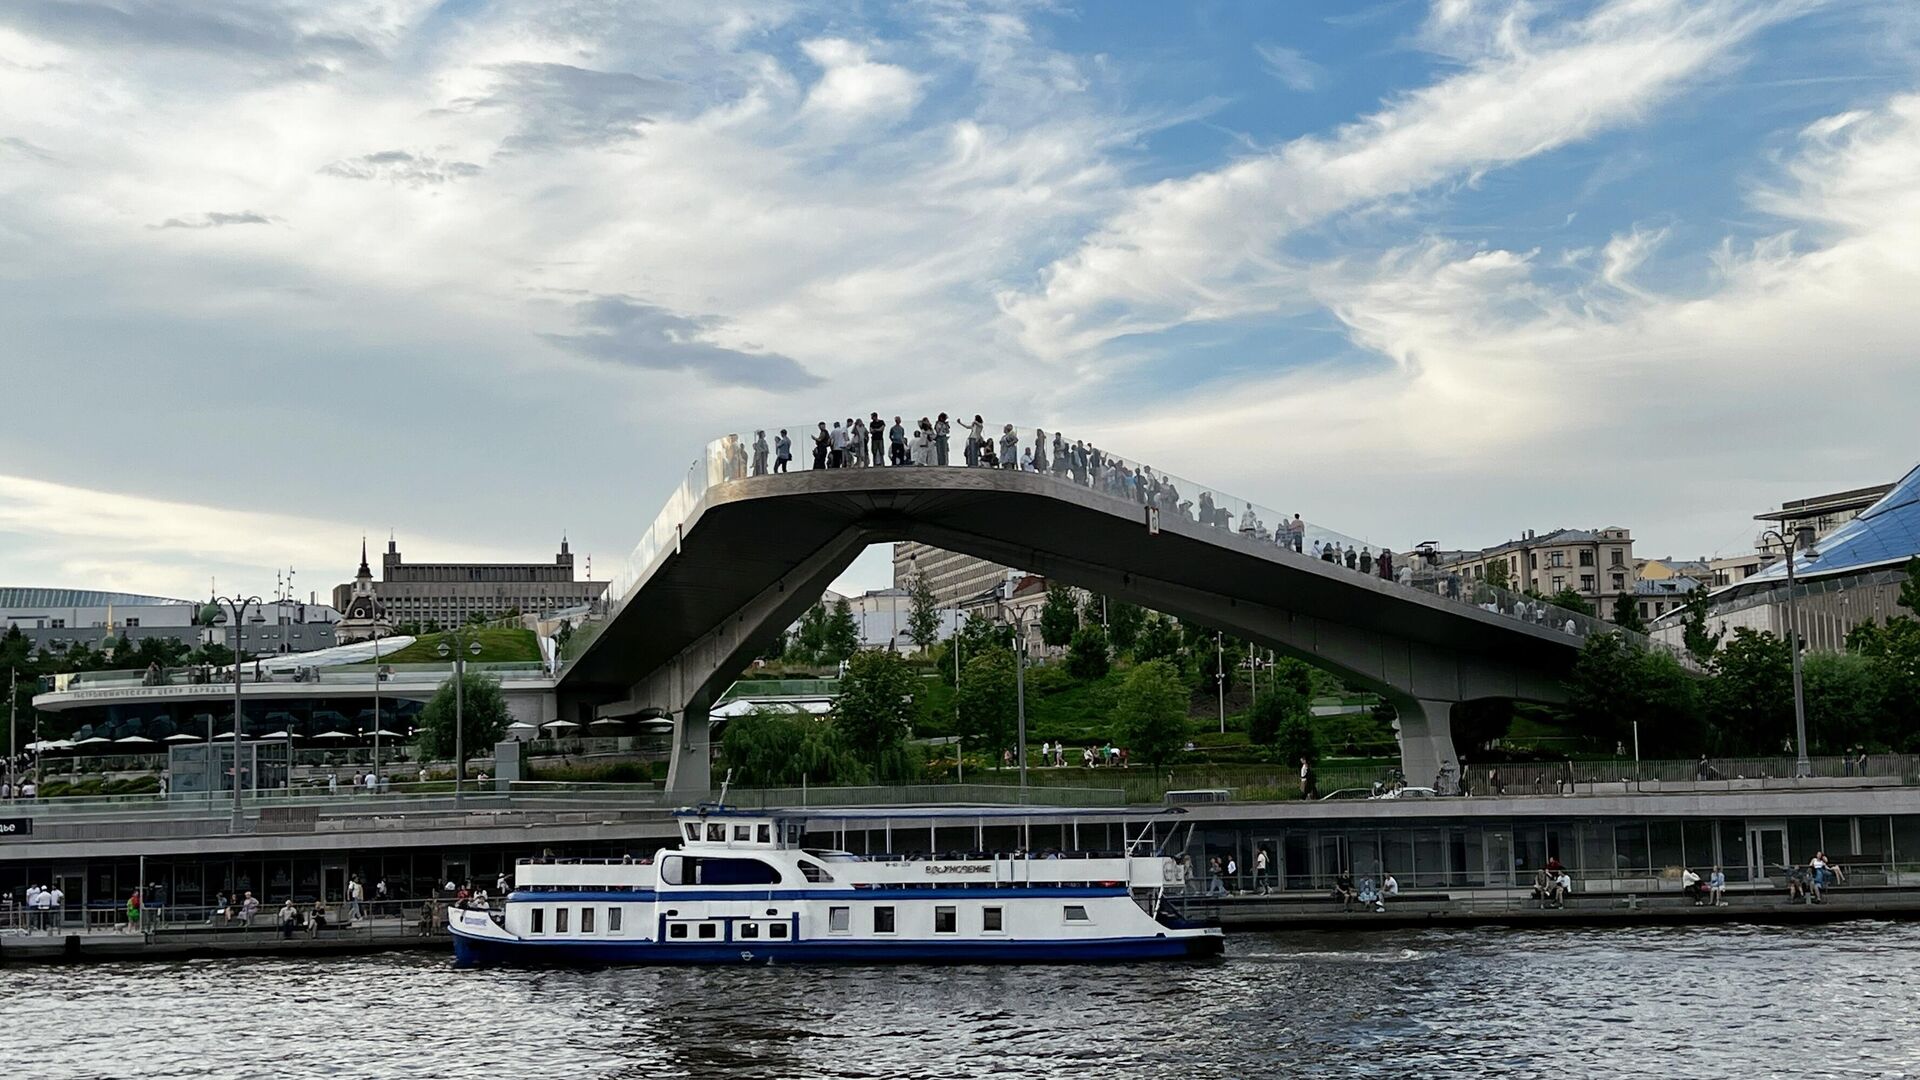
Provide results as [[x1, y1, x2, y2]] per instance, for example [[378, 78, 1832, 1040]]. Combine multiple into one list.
[[4, 923, 1918, 1078]]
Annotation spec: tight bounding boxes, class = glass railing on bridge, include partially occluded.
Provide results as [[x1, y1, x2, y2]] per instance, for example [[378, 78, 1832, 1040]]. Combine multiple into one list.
[[564, 420, 1686, 668]]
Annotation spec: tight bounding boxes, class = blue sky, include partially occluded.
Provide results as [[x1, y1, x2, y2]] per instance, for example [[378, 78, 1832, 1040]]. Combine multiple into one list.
[[2, 0, 1918, 602]]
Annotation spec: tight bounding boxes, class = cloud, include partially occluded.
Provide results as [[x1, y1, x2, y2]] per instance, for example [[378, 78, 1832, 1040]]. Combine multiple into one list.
[[800, 38, 924, 128], [148, 210, 278, 229], [445, 61, 684, 151], [319, 150, 482, 186], [1002, 0, 1816, 361], [539, 295, 820, 390], [1254, 43, 1324, 92], [0, 0, 373, 69]]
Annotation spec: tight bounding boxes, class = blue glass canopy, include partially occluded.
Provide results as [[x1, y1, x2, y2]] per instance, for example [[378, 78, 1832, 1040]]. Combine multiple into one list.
[[1745, 461, 1920, 586]]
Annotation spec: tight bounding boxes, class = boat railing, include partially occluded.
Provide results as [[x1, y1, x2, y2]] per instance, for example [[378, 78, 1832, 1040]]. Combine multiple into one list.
[[516, 856, 653, 867], [832, 849, 1134, 863]]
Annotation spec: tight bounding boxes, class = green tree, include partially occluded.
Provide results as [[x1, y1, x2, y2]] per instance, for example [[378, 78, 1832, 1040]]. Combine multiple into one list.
[[1681, 589, 1723, 662], [824, 599, 860, 663], [833, 650, 916, 777], [1610, 591, 1647, 634], [1709, 628, 1794, 755], [1104, 599, 1145, 657], [906, 573, 942, 652], [1547, 589, 1593, 617], [1065, 624, 1111, 681], [1038, 584, 1080, 649], [1274, 712, 1319, 773], [1484, 559, 1510, 590], [1115, 659, 1188, 769], [1247, 680, 1308, 746], [1801, 651, 1892, 753], [1564, 632, 1707, 757], [720, 707, 869, 786], [1133, 614, 1184, 665], [956, 650, 1017, 762], [415, 671, 513, 767], [788, 602, 829, 664]]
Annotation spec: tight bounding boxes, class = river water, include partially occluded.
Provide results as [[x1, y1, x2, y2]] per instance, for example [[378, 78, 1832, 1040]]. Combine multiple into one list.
[[4, 923, 1917, 1078]]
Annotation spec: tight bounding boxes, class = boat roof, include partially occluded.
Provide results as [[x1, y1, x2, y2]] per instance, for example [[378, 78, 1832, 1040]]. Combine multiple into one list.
[[675, 804, 1181, 821]]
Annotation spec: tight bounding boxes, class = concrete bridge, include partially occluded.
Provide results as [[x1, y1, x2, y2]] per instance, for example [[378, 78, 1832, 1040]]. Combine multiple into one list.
[[559, 448, 1624, 794]]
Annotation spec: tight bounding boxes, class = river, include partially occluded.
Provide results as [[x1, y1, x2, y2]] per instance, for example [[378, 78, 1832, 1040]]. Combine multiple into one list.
[[4, 922, 1916, 1078]]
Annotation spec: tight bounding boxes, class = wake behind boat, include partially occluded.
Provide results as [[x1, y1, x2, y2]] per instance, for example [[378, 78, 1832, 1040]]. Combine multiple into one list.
[[448, 805, 1223, 966]]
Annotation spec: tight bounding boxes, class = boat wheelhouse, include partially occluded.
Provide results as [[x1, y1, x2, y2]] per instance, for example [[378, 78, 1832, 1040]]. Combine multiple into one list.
[[448, 806, 1223, 965]]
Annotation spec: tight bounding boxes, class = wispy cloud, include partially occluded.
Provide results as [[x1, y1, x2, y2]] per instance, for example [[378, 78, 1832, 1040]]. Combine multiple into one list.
[[148, 211, 278, 229], [1254, 43, 1324, 91], [540, 295, 820, 390], [319, 150, 481, 186]]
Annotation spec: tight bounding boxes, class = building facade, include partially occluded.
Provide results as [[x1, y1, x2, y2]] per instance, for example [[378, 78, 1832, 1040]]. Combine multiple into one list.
[[332, 537, 608, 629], [890, 543, 1017, 608], [1438, 527, 1638, 615], [3, 588, 339, 656]]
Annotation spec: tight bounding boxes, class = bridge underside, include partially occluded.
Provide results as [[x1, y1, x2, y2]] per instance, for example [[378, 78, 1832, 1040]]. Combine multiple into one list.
[[560, 470, 1577, 794]]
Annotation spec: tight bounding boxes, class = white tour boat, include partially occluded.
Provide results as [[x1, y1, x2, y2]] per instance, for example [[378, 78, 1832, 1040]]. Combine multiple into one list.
[[448, 806, 1223, 965]]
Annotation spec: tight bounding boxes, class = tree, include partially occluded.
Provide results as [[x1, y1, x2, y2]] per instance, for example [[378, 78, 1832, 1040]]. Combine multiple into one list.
[[955, 650, 1017, 762], [721, 707, 870, 786], [1038, 584, 1080, 649], [1547, 589, 1593, 617], [1115, 660, 1189, 769], [1709, 628, 1794, 755], [1133, 614, 1183, 665], [1681, 589, 1723, 662], [758, 628, 787, 661], [825, 598, 860, 663], [1610, 591, 1647, 635], [1484, 559, 1510, 590], [1105, 599, 1145, 657], [1801, 651, 1893, 753], [1274, 712, 1318, 772], [906, 573, 941, 652], [415, 671, 513, 767], [1065, 624, 1111, 681], [1563, 632, 1706, 757], [788, 602, 830, 664], [832, 650, 917, 776], [1247, 681, 1308, 745]]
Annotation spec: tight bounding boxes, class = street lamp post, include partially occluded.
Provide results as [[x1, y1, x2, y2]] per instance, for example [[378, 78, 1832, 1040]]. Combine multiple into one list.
[[993, 595, 1028, 793], [437, 631, 484, 805], [1215, 632, 1226, 734], [1761, 526, 1817, 778], [214, 593, 261, 831], [371, 626, 387, 796]]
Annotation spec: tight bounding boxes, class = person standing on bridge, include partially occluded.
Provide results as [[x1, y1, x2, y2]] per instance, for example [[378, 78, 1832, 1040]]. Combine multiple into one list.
[[868, 412, 886, 467], [1031, 429, 1048, 474], [998, 424, 1019, 470], [775, 429, 792, 473], [1378, 547, 1393, 581], [849, 417, 867, 467], [935, 413, 951, 466], [911, 419, 934, 465], [890, 416, 908, 465], [965, 415, 984, 467], [812, 423, 830, 469], [1359, 548, 1373, 575], [830, 421, 850, 467], [752, 431, 769, 476]]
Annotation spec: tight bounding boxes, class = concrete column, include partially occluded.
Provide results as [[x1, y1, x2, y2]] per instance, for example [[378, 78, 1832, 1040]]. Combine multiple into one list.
[[663, 703, 712, 797], [1398, 698, 1459, 789]]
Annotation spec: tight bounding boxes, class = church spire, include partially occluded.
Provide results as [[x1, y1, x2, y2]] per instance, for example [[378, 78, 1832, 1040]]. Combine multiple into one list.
[[358, 535, 371, 578]]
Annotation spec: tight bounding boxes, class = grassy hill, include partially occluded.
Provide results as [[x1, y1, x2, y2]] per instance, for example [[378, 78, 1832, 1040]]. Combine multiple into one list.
[[371, 627, 542, 665]]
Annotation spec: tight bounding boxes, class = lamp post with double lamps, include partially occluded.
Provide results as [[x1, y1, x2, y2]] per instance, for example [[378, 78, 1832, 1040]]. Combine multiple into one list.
[[437, 631, 484, 805], [213, 593, 261, 831], [1760, 525, 1818, 779]]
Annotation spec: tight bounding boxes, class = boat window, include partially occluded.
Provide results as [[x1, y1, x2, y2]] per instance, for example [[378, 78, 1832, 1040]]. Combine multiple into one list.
[[734, 825, 752, 841], [874, 906, 895, 933], [530, 908, 545, 934], [660, 856, 685, 885], [829, 906, 851, 933], [740, 922, 760, 939], [757, 824, 772, 844], [556, 908, 571, 933], [669, 923, 688, 939], [707, 823, 727, 842], [697, 923, 717, 940], [768, 923, 789, 939], [607, 908, 623, 934], [1063, 905, 1090, 923], [934, 906, 957, 934], [798, 860, 834, 883], [580, 908, 596, 934], [983, 907, 1004, 933], [684, 823, 700, 841], [660, 855, 782, 886], [786, 824, 804, 845]]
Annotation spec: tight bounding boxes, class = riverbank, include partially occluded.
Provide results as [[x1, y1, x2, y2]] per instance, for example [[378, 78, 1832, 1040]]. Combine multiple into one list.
[[1, 923, 446, 964], [1191, 884, 1920, 930]]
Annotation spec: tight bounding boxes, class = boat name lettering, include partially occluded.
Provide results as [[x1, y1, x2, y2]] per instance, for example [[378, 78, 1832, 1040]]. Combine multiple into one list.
[[924, 864, 991, 875], [460, 912, 490, 926]]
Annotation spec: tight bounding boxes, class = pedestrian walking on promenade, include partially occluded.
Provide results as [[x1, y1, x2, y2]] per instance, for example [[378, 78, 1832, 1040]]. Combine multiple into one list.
[[774, 429, 792, 473]]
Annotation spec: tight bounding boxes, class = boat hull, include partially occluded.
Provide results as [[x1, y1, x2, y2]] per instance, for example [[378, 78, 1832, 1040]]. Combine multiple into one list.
[[450, 923, 1223, 967]]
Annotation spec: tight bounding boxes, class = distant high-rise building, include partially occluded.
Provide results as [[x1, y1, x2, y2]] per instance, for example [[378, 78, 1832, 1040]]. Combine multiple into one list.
[[890, 543, 1019, 608], [332, 536, 608, 629]]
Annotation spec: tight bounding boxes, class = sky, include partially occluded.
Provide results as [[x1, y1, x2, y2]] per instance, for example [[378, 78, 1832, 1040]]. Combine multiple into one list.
[[3, 0, 1919, 604]]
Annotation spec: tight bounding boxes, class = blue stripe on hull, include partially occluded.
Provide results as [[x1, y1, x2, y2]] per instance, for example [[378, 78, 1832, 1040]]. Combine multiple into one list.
[[451, 931, 1222, 967]]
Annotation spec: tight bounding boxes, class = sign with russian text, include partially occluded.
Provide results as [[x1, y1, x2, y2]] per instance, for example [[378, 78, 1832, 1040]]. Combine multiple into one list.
[[0, 817, 32, 837]]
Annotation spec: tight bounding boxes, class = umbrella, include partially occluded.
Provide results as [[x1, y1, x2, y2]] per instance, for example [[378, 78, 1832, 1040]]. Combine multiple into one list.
[[114, 735, 157, 745], [259, 731, 300, 740], [541, 719, 581, 730], [313, 730, 355, 740], [364, 728, 406, 739], [588, 717, 627, 728], [165, 733, 202, 742], [74, 736, 112, 746], [507, 721, 538, 730]]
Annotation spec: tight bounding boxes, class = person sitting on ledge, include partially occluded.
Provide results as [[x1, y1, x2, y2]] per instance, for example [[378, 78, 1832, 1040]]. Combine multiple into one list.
[[309, 898, 331, 936], [1682, 867, 1704, 905], [1333, 871, 1357, 911], [1708, 866, 1727, 907]]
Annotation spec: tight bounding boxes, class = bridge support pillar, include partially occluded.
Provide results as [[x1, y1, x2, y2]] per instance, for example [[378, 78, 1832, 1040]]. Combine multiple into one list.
[[663, 703, 712, 797], [1398, 699, 1459, 790]]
